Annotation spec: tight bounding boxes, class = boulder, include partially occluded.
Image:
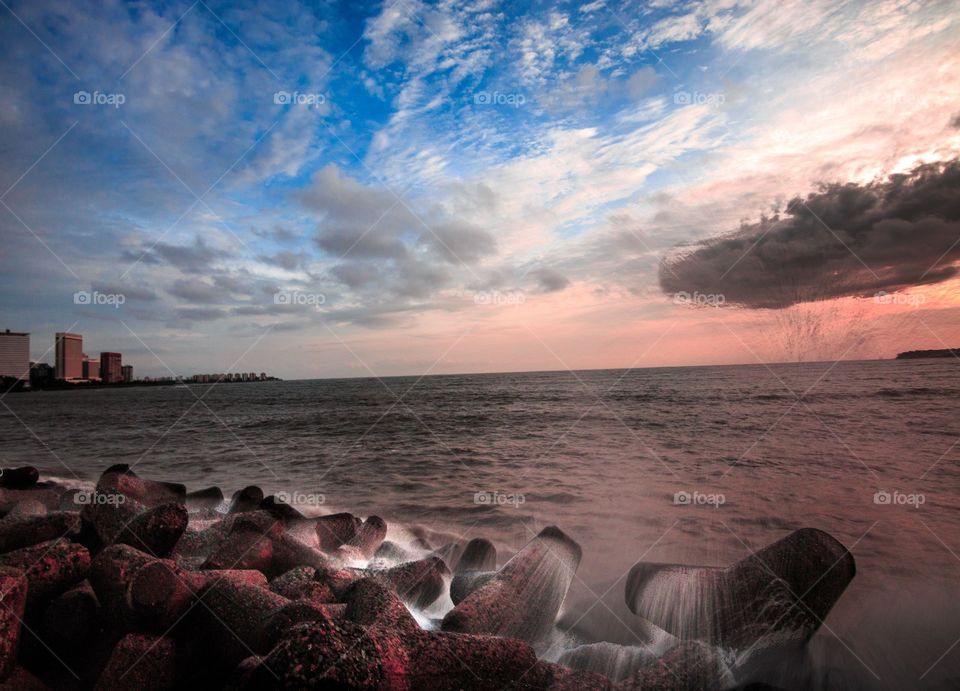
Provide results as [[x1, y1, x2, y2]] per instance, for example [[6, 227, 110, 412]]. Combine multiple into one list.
[[0, 467, 38, 489], [348, 516, 388, 559], [0, 568, 27, 679], [559, 642, 658, 683], [227, 486, 263, 514], [94, 633, 177, 691], [409, 632, 539, 690], [450, 570, 496, 605], [0, 512, 81, 553], [616, 641, 733, 690], [625, 528, 856, 650], [268, 567, 334, 603], [0, 539, 89, 606], [4, 500, 46, 518], [374, 556, 449, 609], [455, 537, 496, 573], [117, 502, 188, 557], [185, 487, 223, 511], [43, 580, 101, 649], [442, 526, 581, 645], [315, 512, 362, 552]]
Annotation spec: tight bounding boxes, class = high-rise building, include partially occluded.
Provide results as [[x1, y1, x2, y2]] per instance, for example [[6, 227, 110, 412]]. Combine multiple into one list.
[[83, 356, 100, 381], [55, 332, 83, 380], [121, 365, 133, 383], [0, 330, 30, 380], [99, 352, 122, 383]]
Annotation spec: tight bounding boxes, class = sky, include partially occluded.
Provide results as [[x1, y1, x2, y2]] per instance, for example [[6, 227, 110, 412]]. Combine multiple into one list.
[[1, 0, 958, 379]]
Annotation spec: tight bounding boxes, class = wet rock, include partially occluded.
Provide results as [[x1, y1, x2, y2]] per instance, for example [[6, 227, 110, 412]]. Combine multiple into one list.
[[516, 660, 613, 691], [342, 577, 422, 636], [0, 512, 81, 553], [0, 568, 27, 679], [373, 540, 413, 565], [625, 528, 856, 650], [186, 579, 290, 668], [262, 600, 343, 644], [0, 466, 38, 489], [228, 486, 263, 514], [0, 539, 89, 606], [316, 566, 363, 599], [455, 537, 497, 573], [90, 544, 168, 629], [409, 631, 539, 690], [430, 542, 461, 567], [559, 642, 658, 683], [616, 641, 733, 690], [442, 526, 582, 645], [185, 487, 223, 510], [200, 519, 280, 573], [349, 515, 388, 559], [98, 465, 185, 508], [253, 619, 384, 690], [5, 500, 46, 518], [374, 556, 450, 609], [314, 512, 362, 552], [269, 532, 329, 577], [260, 496, 306, 522], [95, 633, 177, 691], [43, 580, 101, 648], [450, 570, 496, 605], [117, 502, 188, 557], [0, 487, 62, 514], [269, 566, 335, 602]]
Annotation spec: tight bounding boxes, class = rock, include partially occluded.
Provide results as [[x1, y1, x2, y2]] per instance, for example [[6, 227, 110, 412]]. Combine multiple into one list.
[[625, 528, 856, 650], [5, 500, 46, 518], [616, 641, 733, 690], [0, 568, 27, 680], [117, 502, 188, 557], [373, 540, 413, 565], [186, 579, 290, 668], [374, 556, 450, 609], [95, 633, 177, 691], [455, 537, 497, 573], [430, 542, 462, 568], [96, 465, 185, 508], [409, 631, 539, 690], [0, 512, 81, 553], [261, 600, 343, 645], [269, 567, 334, 603], [559, 642, 658, 683], [269, 532, 329, 577], [349, 515, 388, 559], [341, 577, 422, 636], [0, 467, 38, 489], [314, 512, 362, 552], [316, 566, 363, 600], [90, 544, 167, 629], [253, 620, 384, 690], [450, 570, 496, 605], [259, 496, 305, 522], [0, 539, 89, 606], [228, 486, 263, 514], [200, 521, 280, 574], [185, 487, 223, 510], [0, 487, 62, 514], [43, 580, 101, 649], [442, 526, 582, 645], [0, 666, 47, 690]]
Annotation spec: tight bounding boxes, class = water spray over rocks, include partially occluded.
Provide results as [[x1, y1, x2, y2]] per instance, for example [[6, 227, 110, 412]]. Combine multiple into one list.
[[0, 465, 856, 689]]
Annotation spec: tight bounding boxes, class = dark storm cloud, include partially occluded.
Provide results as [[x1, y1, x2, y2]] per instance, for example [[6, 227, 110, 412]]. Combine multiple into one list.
[[659, 158, 960, 308]]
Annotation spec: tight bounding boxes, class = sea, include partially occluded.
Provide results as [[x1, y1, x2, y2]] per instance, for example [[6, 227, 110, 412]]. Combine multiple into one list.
[[1, 358, 958, 689]]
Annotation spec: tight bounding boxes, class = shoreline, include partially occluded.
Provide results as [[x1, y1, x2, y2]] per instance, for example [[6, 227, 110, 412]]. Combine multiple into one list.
[[0, 465, 860, 690]]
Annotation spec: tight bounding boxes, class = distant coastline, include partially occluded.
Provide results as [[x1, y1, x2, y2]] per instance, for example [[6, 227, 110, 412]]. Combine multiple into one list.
[[895, 348, 959, 360]]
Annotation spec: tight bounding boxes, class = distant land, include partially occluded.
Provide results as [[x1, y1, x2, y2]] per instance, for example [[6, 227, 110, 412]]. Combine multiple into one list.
[[896, 348, 960, 360]]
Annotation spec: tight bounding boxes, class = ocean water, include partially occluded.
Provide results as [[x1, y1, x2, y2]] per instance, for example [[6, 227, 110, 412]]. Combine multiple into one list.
[[2, 358, 959, 689]]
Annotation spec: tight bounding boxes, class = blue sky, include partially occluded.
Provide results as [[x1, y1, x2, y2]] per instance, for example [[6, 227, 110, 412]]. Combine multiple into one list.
[[1, 0, 958, 378]]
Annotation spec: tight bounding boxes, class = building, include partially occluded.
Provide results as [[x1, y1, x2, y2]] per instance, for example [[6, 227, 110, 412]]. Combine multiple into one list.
[[0, 330, 30, 381], [99, 352, 122, 383], [121, 365, 133, 383], [82, 355, 100, 381], [29, 362, 54, 387], [55, 332, 83, 380]]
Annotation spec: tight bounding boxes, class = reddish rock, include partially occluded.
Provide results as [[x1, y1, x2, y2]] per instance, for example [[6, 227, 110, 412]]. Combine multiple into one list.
[[349, 516, 388, 559], [269, 532, 329, 577], [616, 641, 731, 690], [269, 567, 335, 602], [442, 526, 581, 645], [97, 465, 185, 508], [94, 633, 177, 691], [227, 486, 263, 514], [315, 512, 362, 552], [450, 570, 495, 605], [201, 523, 278, 574], [0, 567, 27, 680], [408, 632, 539, 690], [0, 512, 81, 553], [0, 467, 39, 489], [117, 502, 188, 557], [375, 556, 450, 609], [5, 500, 46, 518], [342, 577, 422, 636], [259, 496, 306, 522], [0, 539, 90, 606], [0, 665, 47, 690], [316, 566, 363, 599]]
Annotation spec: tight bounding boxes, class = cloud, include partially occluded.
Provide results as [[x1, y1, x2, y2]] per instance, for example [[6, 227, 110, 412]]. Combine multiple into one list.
[[659, 158, 960, 308], [125, 237, 227, 274], [532, 267, 570, 293], [168, 278, 222, 303]]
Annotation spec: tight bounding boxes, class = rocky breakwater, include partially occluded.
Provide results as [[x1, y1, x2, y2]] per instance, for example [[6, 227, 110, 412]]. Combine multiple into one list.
[[0, 465, 856, 690]]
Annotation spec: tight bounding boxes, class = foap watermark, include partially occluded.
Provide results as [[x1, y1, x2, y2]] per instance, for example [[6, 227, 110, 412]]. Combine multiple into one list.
[[673, 291, 725, 307], [274, 90, 326, 107], [673, 90, 725, 107], [873, 490, 925, 508], [74, 290, 126, 308], [474, 290, 526, 307], [74, 90, 125, 108], [276, 490, 325, 506], [873, 291, 926, 307], [474, 491, 526, 507], [74, 490, 126, 507], [673, 490, 726, 509], [473, 90, 526, 108], [274, 290, 326, 310]]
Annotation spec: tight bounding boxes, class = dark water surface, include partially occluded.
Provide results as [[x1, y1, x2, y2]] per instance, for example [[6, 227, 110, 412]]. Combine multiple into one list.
[[2, 359, 959, 688]]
